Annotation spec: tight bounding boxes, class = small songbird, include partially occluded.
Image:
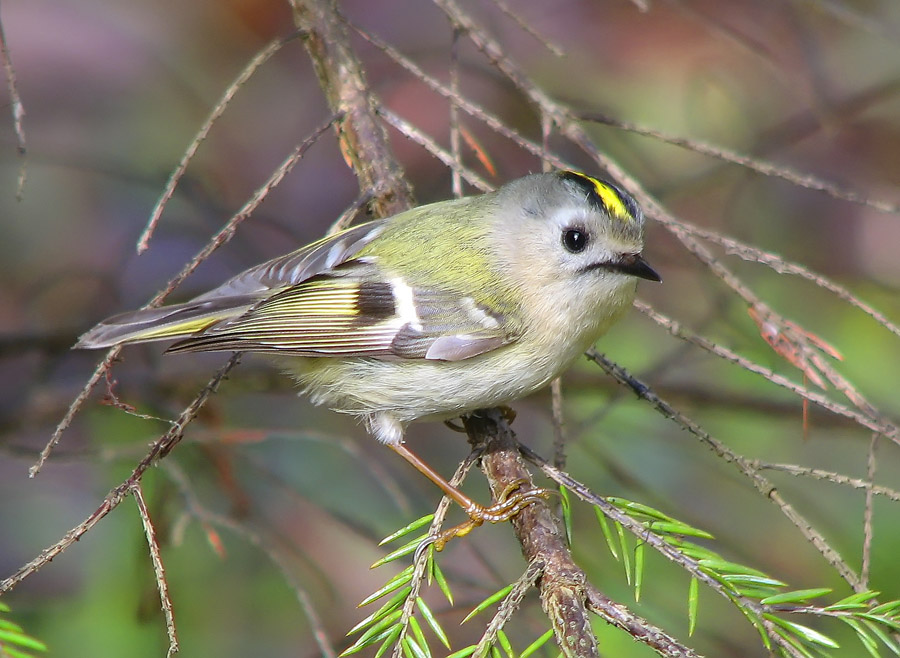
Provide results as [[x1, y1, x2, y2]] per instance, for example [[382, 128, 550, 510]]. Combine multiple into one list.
[[76, 170, 660, 530]]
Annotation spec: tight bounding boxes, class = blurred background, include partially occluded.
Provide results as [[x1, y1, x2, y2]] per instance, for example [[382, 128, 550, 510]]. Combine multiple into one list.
[[1, 0, 900, 656]]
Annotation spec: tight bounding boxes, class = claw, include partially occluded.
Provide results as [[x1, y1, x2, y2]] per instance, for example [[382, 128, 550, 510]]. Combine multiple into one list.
[[432, 484, 553, 551]]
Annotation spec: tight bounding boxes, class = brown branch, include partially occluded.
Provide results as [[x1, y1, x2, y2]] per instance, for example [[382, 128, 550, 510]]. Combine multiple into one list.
[[585, 587, 703, 658], [1, 354, 240, 595], [462, 410, 704, 658], [163, 461, 338, 658], [0, 6, 26, 199], [462, 409, 599, 658], [133, 484, 179, 657], [34, 116, 336, 476], [137, 33, 301, 253], [585, 350, 864, 592], [290, 0, 414, 217]]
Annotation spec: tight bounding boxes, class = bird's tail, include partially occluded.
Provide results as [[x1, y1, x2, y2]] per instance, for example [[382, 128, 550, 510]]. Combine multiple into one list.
[[74, 296, 256, 350]]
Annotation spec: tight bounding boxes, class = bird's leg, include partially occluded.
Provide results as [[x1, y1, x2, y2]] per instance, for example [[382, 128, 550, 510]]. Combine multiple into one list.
[[388, 442, 552, 550]]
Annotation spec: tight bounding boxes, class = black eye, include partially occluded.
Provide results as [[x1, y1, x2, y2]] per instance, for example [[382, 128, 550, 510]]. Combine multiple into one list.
[[563, 228, 588, 253]]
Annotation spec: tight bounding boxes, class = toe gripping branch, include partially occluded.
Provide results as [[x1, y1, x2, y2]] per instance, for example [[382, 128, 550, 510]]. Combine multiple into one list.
[[391, 408, 553, 552]]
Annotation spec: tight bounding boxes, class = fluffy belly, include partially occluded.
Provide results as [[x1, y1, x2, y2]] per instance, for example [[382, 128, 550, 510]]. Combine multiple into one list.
[[282, 335, 584, 426]]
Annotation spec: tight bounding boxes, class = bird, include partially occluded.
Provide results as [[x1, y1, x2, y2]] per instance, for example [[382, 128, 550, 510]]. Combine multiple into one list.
[[76, 170, 660, 536]]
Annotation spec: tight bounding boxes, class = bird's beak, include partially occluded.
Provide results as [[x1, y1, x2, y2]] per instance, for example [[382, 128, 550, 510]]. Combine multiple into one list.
[[618, 253, 661, 282], [586, 253, 661, 282]]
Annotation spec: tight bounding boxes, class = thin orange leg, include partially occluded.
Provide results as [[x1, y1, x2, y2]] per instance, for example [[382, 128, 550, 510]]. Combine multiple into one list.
[[389, 442, 551, 549]]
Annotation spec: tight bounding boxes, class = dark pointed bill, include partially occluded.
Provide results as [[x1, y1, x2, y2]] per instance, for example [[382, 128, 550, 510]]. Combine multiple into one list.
[[583, 253, 661, 282]]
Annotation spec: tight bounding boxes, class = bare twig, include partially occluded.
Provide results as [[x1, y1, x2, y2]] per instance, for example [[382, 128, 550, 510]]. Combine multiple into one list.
[[0, 7, 26, 199], [347, 21, 569, 170], [578, 111, 900, 215], [325, 190, 373, 235], [473, 560, 543, 658], [290, 0, 414, 217], [163, 461, 338, 658], [666, 221, 900, 340], [32, 348, 121, 477], [36, 116, 337, 475], [634, 301, 900, 444], [377, 107, 492, 192], [3, 354, 240, 595], [585, 587, 703, 658], [751, 461, 900, 501], [585, 349, 865, 592], [133, 484, 179, 657], [449, 26, 463, 198], [486, 0, 565, 57], [137, 33, 301, 253], [861, 433, 878, 587], [146, 114, 340, 306]]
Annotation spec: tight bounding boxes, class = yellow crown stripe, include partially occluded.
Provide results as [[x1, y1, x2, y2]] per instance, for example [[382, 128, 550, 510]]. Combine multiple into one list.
[[591, 179, 632, 222], [562, 170, 634, 223]]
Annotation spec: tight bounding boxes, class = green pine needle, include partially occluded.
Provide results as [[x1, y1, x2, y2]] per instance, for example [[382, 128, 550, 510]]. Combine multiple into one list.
[[462, 585, 514, 624], [688, 577, 699, 637], [416, 598, 451, 649], [359, 566, 415, 607], [379, 515, 435, 546]]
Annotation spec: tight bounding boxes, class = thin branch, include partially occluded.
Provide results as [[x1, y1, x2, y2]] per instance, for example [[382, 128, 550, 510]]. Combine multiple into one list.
[[133, 484, 179, 657], [3, 354, 240, 595], [789, 0, 900, 41], [145, 114, 340, 307], [578, 111, 900, 215], [32, 347, 121, 476], [751, 461, 900, 502], [585, 349, 865, 592], [35, 116, 338, 475], [633, 301, 900, 444], [137, 33, 301, 253], [377, 107, 492, 192], [667, 220, 900, 340], [347, 21, 569, 170], [163, 461, 338, 658], [0, 6, 26, 199], [290, 0, 414, 217], [584, 587, 704, 658], [861, 433, 878, 587], [449, 26, 463, 198], [473, 560, 543, 658], [325, 190, 373, 235], [486, 0, 565, 57]]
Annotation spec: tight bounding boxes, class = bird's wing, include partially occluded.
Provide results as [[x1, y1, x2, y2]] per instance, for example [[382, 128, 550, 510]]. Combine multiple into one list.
[[74, 220, 391, 349], [167, 260, 519, 361]]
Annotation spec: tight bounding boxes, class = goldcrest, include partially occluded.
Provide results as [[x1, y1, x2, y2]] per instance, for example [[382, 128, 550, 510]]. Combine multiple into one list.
[[76, 170, 660, 445]]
